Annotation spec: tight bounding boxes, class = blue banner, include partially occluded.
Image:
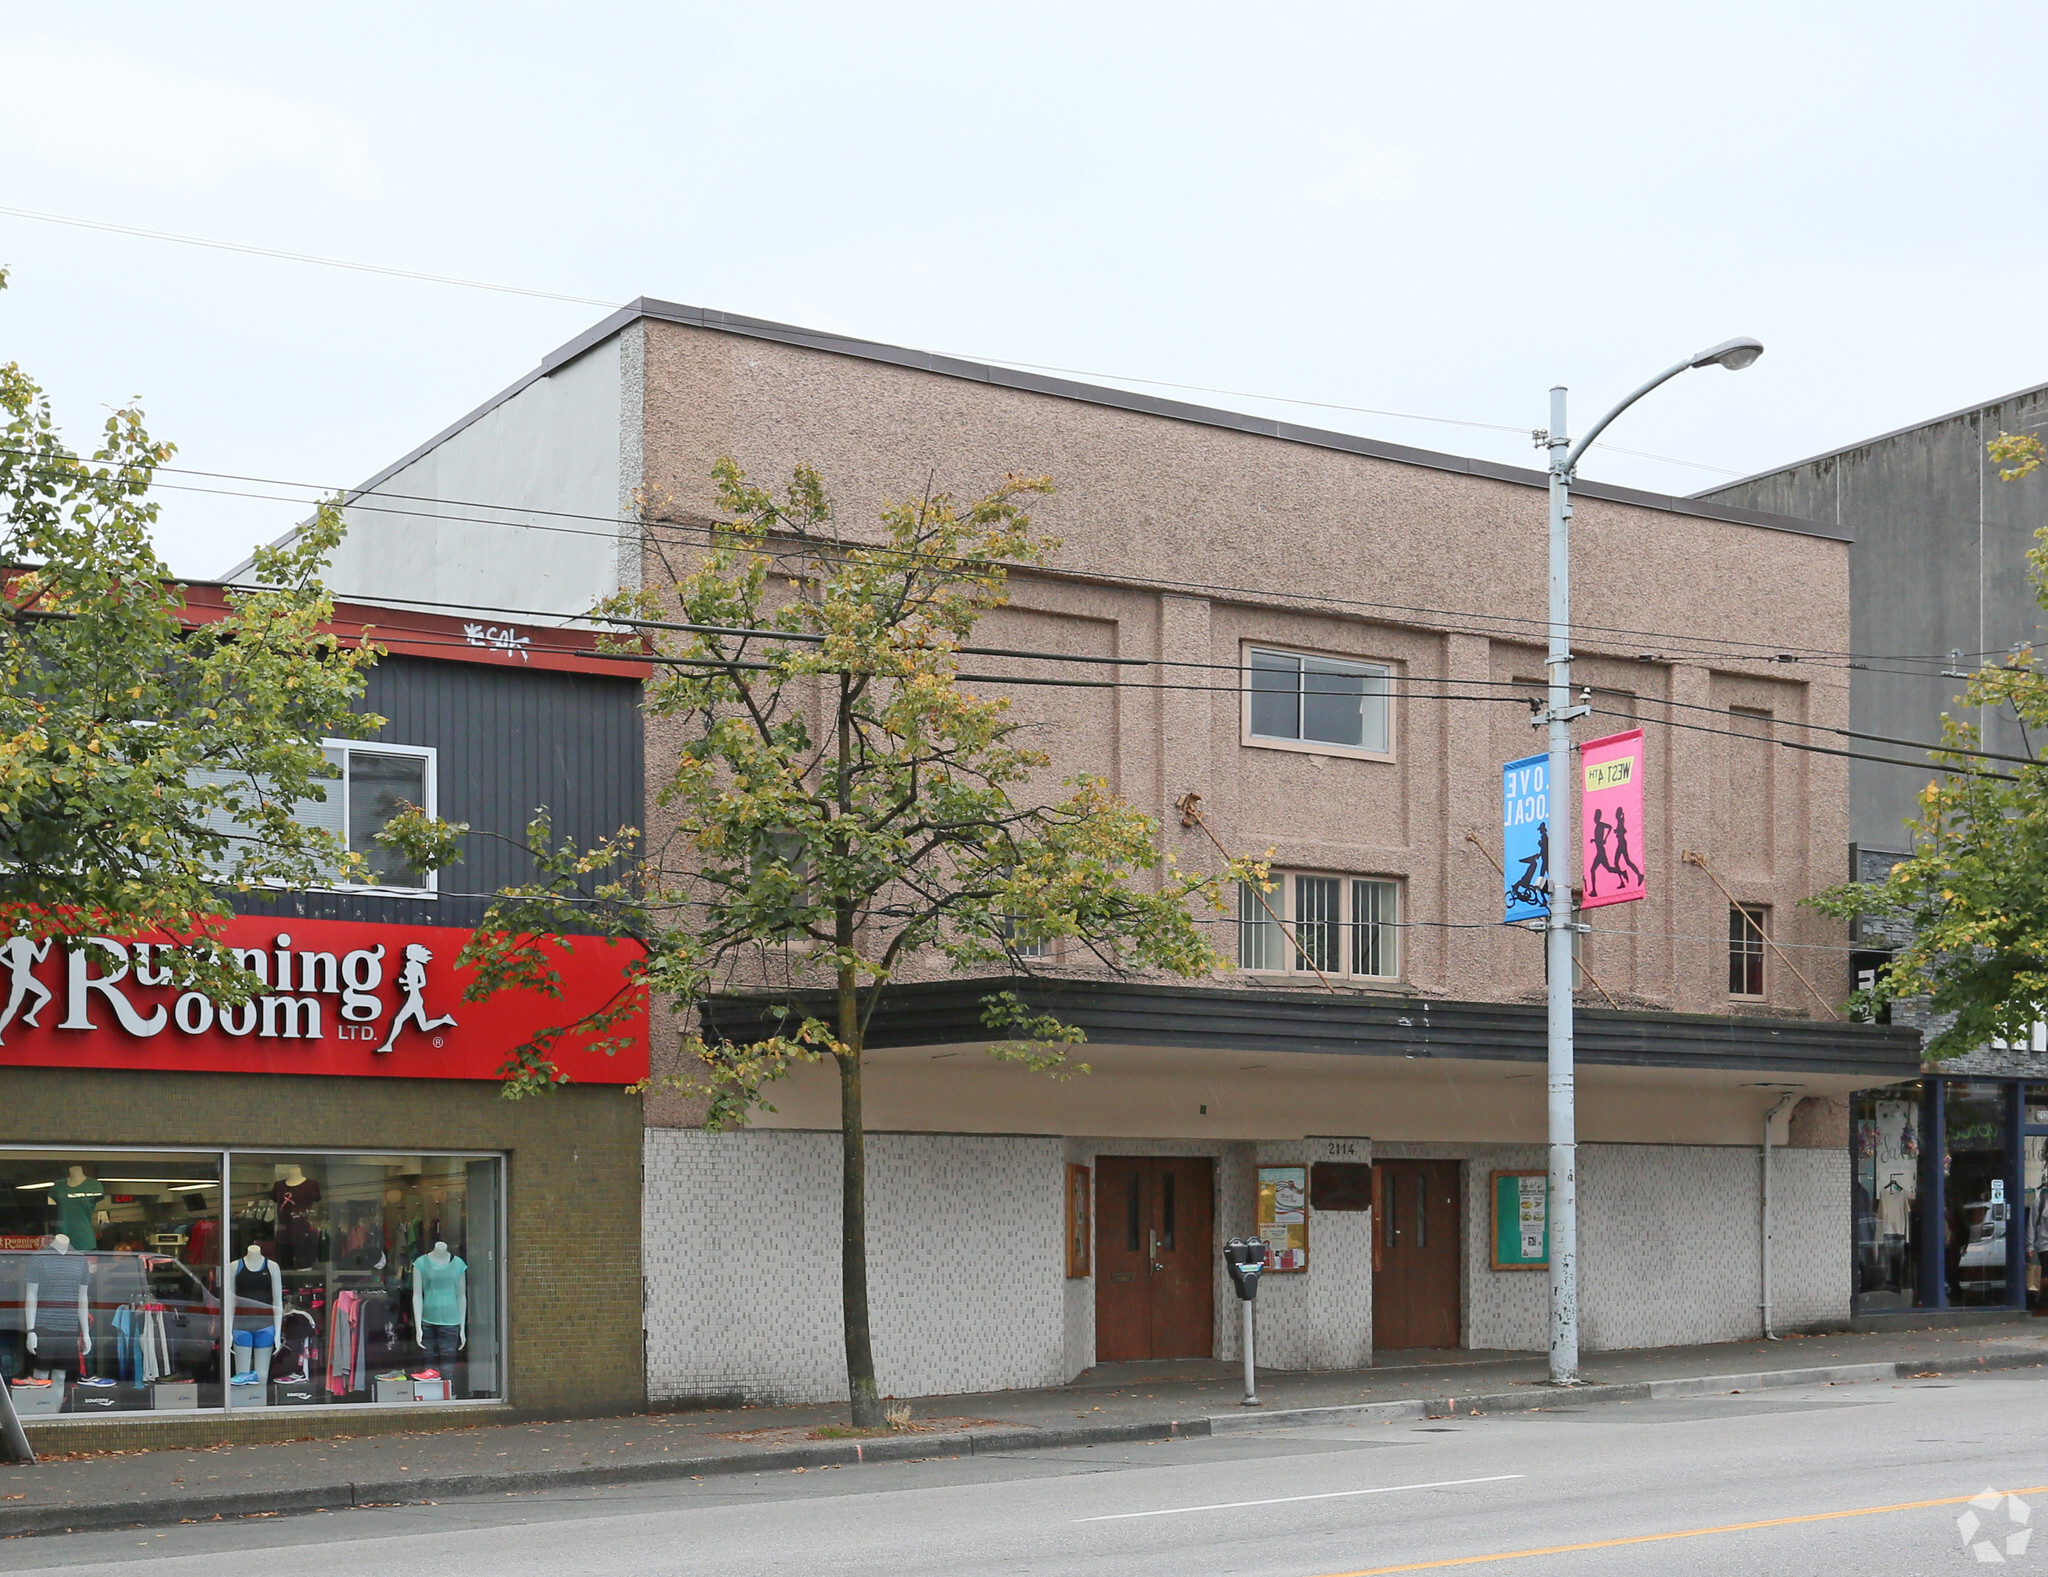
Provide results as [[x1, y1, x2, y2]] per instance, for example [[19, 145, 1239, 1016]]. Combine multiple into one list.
[[1501, 753, 1550, 923]]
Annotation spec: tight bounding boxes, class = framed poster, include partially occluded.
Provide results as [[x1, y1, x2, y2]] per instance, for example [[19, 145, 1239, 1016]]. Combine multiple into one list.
[[1490, 1169, 1549, 1270], [1257, 1165, 1309, 1272], [1065, 1163, 1092, 1278]]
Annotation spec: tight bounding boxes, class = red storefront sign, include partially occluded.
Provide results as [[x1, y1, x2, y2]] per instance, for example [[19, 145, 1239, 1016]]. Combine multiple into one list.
[[0, 917, 646, 1083]]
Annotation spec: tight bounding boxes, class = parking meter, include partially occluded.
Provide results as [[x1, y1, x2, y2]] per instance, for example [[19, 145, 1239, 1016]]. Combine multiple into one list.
[[1224, 1238, 1268, 1406], [1225, 1237, 1267, 1301]]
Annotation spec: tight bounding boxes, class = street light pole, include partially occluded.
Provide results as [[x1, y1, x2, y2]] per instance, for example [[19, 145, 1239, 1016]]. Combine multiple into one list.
[[1541, 337, 1764, 1387]]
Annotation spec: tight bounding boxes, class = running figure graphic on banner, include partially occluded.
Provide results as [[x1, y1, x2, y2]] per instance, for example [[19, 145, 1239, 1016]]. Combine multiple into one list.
[[1580, 729, 1646, 908]]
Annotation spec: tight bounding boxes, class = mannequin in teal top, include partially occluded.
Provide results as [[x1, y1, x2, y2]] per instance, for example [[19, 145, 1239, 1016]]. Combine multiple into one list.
[[412, 1242, 467, 1380], [48, 1165, 104, 1250]]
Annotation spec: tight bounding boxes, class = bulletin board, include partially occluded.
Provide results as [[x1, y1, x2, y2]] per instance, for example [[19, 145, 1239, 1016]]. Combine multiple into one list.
[[1257, 1165, 1309, 1272], [1065, 1164, 1092, 1278], [1490, 1169, 1549, 1270]]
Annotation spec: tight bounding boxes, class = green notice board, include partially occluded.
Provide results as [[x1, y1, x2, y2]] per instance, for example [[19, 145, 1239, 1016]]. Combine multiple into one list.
[[1490, 1170, 1549, 1270]]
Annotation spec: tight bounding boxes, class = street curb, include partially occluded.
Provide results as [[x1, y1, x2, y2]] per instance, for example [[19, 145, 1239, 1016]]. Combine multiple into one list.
[[1205, 1350, 2048, 1435], [6, 1349, 2045, 1539], [0, 1417, 1208, 1539]]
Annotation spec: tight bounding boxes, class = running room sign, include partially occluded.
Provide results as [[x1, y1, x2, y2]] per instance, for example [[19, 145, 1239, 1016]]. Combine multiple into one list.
[[0, 917, 646, 1082]]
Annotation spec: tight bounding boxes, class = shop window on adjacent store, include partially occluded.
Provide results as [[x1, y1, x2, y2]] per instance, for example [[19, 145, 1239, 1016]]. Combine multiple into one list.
[[1852, 1085, 1921, 1313], [2027, 1098, 2048, 1314], [1246, 647, 1392, 756], [1236, 874, 1400, 980], [3, 1147, 502, 1416], [1945, 1082, 2010, 1308], [1728, 904, 1767, 997]]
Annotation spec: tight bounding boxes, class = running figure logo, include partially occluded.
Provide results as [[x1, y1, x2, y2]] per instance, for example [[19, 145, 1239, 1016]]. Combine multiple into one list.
[[376, 943, 457, 1054], [0, 937, 53, 1044]]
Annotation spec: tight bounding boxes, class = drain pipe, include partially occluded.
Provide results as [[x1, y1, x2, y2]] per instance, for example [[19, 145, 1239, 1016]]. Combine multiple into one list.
[[1761, 1093, 1797, 1340]]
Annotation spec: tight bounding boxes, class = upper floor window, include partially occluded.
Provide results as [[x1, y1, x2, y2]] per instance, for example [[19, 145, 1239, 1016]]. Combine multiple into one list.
[[1238, 873, 1400, 980], [1729, 903, 1767, 997], [196, 741, 438, 897], [1247, 648, 1391, 755]]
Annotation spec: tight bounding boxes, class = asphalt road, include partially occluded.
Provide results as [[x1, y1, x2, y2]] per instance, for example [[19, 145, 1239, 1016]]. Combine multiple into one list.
[[8, 1370, 2048, 1575]]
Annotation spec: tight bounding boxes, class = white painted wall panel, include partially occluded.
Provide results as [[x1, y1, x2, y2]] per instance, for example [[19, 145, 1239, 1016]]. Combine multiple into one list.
[[326, 336, 629, 618]]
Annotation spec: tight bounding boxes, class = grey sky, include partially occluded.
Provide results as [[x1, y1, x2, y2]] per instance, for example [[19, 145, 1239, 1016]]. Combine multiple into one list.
[[2, 1, 2040, 576]]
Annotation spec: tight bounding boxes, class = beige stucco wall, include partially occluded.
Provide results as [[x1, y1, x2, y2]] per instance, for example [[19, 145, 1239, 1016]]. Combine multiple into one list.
[[631, 319, 1851, 1031]]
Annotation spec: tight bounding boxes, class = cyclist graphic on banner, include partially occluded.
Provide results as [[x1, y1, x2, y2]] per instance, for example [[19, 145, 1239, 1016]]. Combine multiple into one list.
[[1500, 753, 1551, 923]]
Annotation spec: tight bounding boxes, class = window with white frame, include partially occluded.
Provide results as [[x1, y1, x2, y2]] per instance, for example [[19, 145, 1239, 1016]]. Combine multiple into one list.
[[1247, 648, 1392, 754], [193, 741, 437, 895], [1238, 873, 1400, 980]]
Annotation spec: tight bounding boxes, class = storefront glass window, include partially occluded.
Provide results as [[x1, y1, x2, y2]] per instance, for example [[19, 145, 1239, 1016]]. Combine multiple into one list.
[[225, 1153, 501, 1406], [1, 1150, 225, 1416], [3, 1147, 500, 1416], [1945, 1081, 2011, 1307], [1852, 1085, 1921, 1312]]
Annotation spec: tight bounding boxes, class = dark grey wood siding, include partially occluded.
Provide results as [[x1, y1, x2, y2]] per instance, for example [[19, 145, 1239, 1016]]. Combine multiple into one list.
[[236, 655, 642, 930]]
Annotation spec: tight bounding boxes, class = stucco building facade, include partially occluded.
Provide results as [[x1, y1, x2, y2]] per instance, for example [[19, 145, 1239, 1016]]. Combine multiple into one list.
[[299, 301, 1920, 1405]]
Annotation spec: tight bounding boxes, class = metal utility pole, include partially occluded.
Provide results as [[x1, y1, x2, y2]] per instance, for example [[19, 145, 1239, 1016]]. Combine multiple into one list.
[[1540, 337, 1764, 1386]]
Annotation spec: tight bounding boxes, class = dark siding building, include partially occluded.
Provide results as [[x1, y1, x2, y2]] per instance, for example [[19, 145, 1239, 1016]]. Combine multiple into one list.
[[1, 600, 649, 1447]]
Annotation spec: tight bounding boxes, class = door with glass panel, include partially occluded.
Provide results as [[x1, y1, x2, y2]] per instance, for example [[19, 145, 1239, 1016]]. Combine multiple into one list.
[[1093, 1158, 1214, 1362], [1373, 1160, 1461, 1350]]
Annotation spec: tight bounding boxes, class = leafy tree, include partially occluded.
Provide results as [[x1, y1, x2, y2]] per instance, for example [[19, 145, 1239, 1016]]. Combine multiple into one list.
[[1809, 431, 2048, 1056], [436, 460, 1247, 1427], [0, 267, 377, 996]]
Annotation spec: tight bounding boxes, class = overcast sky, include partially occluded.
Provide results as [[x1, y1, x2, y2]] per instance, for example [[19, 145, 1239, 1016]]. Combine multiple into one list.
[[2, 2, 2041, 576]]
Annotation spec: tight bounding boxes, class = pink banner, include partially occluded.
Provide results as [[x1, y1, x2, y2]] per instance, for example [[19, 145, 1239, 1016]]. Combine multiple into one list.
[[1579, 728, 1646, 909]]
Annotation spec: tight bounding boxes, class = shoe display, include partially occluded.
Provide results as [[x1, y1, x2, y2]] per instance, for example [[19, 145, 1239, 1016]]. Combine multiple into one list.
[[76, 1376, 117, 1387], [409, 1369, 441, 1380], [229, 1372, 262, 1385]]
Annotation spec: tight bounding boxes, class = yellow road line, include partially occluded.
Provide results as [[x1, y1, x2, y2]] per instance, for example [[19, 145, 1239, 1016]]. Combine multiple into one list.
[[1314, 1482, 2048, 1576]]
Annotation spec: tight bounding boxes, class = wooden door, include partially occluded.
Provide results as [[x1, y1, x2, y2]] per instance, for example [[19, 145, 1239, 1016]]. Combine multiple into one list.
[[1373, 1160, 1462, 1350], [1094, 1157, 1215, 1361]]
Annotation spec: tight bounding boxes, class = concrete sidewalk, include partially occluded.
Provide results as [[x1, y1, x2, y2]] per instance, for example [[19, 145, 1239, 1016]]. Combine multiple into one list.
[[5, 1322, 2046, 1539]]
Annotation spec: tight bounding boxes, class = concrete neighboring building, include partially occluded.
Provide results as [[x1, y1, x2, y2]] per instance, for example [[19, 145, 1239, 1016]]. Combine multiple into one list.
[[282, 301, 1921, 1407], [1704, 388, 2048, 1323], [1701, 387, 2048, 870]]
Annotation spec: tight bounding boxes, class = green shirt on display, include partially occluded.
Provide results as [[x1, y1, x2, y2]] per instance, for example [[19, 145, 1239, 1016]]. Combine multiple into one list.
[[51, 1180, 103, 1250], [415, 1254, 467, 1326]]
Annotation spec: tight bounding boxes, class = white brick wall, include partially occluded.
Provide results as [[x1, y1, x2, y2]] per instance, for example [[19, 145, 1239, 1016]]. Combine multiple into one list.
[[1378, 1141, 1852, 1352], [644, 1129, 1065, 1406], [646, 1130, 1851, 1404]]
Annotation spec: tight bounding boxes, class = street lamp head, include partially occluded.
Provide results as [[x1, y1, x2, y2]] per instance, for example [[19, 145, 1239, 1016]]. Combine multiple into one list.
[[1690, 337, 1764, 372]]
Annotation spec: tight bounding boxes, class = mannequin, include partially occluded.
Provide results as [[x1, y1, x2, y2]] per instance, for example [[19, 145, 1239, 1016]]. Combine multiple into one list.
[[411, 1241, 467, 1379], [47, 1165, 104, 1251], [229, 1245, 284, 1385], [24, 1234, 91, 1380], [270, 1163, 322, 1270]]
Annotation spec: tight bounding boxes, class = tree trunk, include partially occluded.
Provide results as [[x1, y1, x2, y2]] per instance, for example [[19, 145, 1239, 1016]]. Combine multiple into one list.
[[835, 1045, 881, 1426], [836, 980, 882, 1427], [831, 679, 882, 1428]]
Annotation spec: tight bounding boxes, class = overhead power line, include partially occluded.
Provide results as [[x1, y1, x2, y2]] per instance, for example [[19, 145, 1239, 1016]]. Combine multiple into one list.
[[354, 610, 2025, 780], [0, 205, 1741, 476], [0, 206, 622, 309], [125, 461, 1912, 675]]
